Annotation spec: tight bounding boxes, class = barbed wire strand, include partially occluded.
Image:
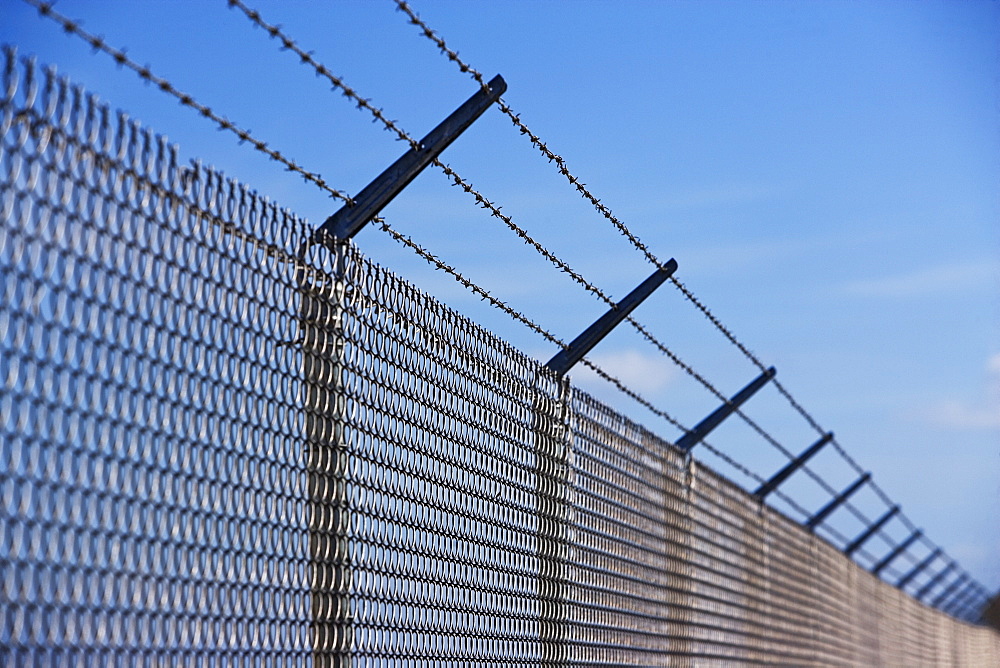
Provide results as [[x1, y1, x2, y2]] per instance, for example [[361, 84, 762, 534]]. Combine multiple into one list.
[[380, 226, 813, 518], [27, 0, 746, 461], [389, 0, 911, 530], [21, 0, 355, 206], [375, 218, 820, 520], [227, 0, 897, 541], [390, 0, 663, 268], [388, 0, 877, 475], [223, 0, 820, 485], [28, 0, 973, 602]]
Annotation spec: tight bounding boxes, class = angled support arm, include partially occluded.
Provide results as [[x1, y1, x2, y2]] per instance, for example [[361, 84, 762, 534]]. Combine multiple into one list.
[[896, 548, 941, 590], [545, 261, 678, 376], [313, 74, 507, 245], [932, 573, 969, 608], [916, 561, 956, 601], [674, 367, 776, 453], [871, 529, 923, 576], [843, 505, 899, 557], [806, 472, 870, 530], [754, 432, 833, 500]]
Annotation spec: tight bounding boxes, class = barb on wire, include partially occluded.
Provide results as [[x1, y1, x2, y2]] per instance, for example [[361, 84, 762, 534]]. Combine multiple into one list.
[[389, 0, 869, 475], [225, 0, 820, 491], [21, 0, 354, 205], [391, 0, 665, 271], [226, 0, 420, 153], [379, 218, 786, 493]]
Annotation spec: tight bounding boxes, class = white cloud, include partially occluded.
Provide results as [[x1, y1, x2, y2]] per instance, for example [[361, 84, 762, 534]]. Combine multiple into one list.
[[570, 349, 677, 395], [926, 400, 1000, 429], [924, 354, 1000, 430], [987, 353, 1000, 376], [840, 260, 998, 298]]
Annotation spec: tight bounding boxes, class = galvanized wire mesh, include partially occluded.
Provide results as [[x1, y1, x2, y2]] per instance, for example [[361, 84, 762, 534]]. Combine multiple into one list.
[[2, 49, 999, 666], [1, 49, 315, 664]]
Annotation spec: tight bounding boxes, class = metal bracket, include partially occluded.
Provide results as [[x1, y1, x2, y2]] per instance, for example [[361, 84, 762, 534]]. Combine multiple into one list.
[[895, 548, 940, 590], [674, 367, 776, 452], [754, 432, 833, 500], [545, 260, 678, 376], [943, 580, 977, 615], [806, 472, 870, 530], [916, 561, 956, 601], [871, 529, 922, 576], [932, 573, 968, 608], [313, 74, 507, 245], [843, 505, 899, 557]]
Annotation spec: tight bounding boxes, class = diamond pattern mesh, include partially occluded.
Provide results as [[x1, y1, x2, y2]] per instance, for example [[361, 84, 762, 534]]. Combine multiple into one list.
[[2, 49, 999, 666]]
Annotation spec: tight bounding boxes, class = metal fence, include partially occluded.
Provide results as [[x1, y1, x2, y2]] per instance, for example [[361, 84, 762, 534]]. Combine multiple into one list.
[[2, 49, 999, 666]]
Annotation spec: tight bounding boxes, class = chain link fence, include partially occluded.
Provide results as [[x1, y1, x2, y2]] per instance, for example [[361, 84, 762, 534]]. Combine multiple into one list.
[[2, 48, 999, 666]]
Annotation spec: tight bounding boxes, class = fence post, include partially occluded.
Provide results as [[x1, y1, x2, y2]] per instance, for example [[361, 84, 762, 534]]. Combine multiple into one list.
[[300, 76, 506, 666], [536, 262, 675, 665], [533, 373, 573, 667], [300, 242, 353, 668]]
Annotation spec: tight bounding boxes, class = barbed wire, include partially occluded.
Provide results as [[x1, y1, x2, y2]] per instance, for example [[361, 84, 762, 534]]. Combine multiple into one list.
[[378, 220, 673, 423], [377, 217, 828, 533], [225, 0, 421, 154], [24, 0, 985, 615], [388, 0, 939, 556], [223, 0, 815, 481], [20, 0, 355, 206], [388, 0, 875, 476], [225, 0, 923, 562], [377, 217, 798, 502], [223, 0, 624, 307], [391, 0, 666, 270], [28, 0, 772, 463], [389, 0, 785, 379]]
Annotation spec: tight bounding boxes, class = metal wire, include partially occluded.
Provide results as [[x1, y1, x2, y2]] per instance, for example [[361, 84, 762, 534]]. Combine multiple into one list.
[[25, 0, 799, 506], [386, 0, 991, 602], [224, 0, 820, 503], [1, 47, 316, 662], [3, 47, 998, 667], [18, 0, 999, 633], [223, 0, 987, 620], [377, 218, 802, 508], [24, 0, 992, 625], [20, 0, 354, 206], [398, 0, 854, 471]]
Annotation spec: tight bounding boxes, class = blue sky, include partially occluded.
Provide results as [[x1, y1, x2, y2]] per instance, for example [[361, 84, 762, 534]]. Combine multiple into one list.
[[3, 0, 998, 595]]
